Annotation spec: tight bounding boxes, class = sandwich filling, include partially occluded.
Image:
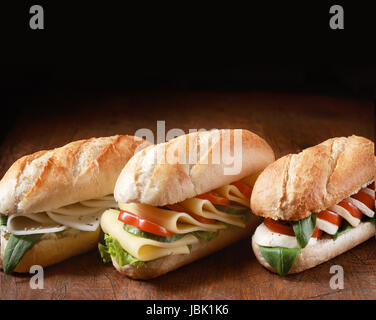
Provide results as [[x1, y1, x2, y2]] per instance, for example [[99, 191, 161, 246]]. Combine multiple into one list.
[[99, 178, 254, 268], [0, 195, 117, 274], [254, 182, 375, 276]]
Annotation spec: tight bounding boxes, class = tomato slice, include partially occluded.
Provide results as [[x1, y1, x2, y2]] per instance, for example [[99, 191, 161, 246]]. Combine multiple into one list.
[[317, 209, 342, 226], [264, 218, 322, 239], [118, 210, 175, 237], [351, 191, 375, 210], [311, 227, 322, 238], [231, 181, 253, 200], [338, 200, 363, 219], [166, 204, 216, 224], [196, 192, 231, 206], [264, 218, 295, 237]]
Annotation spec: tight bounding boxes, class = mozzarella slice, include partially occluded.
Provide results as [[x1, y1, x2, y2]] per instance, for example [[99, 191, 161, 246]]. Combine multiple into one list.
[[329, 204, 360, 227], [316, 218, 339, 235], [253, 223, 317, 249], [346, 197, 374, 218]]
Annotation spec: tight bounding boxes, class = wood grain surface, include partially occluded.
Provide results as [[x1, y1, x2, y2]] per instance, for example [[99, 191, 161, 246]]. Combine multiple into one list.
[[0, 91, 374, 300]]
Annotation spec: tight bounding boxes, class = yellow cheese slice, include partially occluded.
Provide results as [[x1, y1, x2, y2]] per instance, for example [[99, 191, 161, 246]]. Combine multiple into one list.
[[119, 203, 226, 233], [100, 209, 199, 261], [180, 198, 246, 228]]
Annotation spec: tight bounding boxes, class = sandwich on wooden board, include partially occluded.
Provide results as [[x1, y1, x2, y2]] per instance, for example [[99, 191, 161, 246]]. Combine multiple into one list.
[[250, 135, 375, 276], [0, 135, 149, 273], [99, 129, 275, 279]]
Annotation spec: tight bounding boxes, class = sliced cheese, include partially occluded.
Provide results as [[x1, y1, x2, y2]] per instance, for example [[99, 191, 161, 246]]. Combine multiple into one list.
[[329, 204, 360, 227], [119, 203, 226, 233], [46, 210, 102, 232], [181, 198, 246, 228], [50, 202, 104, 216], [215, 184, 249, 207], [346, 197, 374, 218], [316, 218, 339, 235], [7, 214, 66, 236], [100, 209, 199, 261]]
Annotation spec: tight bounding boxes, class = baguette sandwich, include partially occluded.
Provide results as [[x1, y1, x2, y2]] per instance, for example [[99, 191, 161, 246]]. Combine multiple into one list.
[[250, 135, 375, 276], [0, 135, 148, 273], [99, 129, 275, 279]]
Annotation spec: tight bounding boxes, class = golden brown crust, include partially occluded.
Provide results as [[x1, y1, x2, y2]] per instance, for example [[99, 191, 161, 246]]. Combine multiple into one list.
[[112, 214, 261, 279], [0, 135, 149, 215], [251, 135, 374, 221], [115, 129, 275, 206], [0, 228, 100, 273], [252, 222, 375, 274]]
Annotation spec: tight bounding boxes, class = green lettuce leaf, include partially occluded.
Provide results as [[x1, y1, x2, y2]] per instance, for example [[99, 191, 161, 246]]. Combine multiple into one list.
[[98, 234, 147, 268], [3, 233, 43, 274], [192, 230, 219, 241], [258, 245, 301, 276], [292, 213, 316, 248]]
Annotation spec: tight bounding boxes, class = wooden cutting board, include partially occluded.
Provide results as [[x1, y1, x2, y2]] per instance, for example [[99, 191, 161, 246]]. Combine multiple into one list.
[[0, 91, 374, 300]]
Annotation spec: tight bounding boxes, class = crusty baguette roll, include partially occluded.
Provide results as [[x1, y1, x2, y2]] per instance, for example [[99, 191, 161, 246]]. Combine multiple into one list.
[[114, 214, 261, 280], [251, 135, 374, 221], [0, 228, 100, 273], [115, 129, 275, 206], [0, 135, 149, 215], [252, 222, 375, 274]]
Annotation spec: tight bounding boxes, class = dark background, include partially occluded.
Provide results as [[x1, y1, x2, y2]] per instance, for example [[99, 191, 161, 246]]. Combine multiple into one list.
[[1, 2, 375, 141]]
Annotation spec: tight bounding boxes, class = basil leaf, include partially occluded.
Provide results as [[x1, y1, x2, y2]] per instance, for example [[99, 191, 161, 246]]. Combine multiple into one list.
[[0, 215, 8, 226], [192, 230, 219, 241], [3, 233, 43, 274], [123, 224, 186, 243], [332, 220, 353, 240], [259, 245, 301, 276], [367, 217, 376, 223], [292, 213, 316, 248]]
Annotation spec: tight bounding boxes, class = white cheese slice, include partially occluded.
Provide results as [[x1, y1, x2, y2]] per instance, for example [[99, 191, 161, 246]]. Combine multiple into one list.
[[253, 223, 317, 249]]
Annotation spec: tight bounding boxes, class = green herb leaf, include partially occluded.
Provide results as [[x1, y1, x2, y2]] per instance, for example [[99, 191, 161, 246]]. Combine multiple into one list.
[[259, 246, 301, 276], [292, 213, 316, 248], [99, 234, 147, 268], [367, 217, 376, 223], [213, 204, 251, 215], [192, 230, 219, 241], [332, 220, 353, 240], [0, 215, 8, 226], [123, 224, 186, 243], [3, 233, 43, 274]]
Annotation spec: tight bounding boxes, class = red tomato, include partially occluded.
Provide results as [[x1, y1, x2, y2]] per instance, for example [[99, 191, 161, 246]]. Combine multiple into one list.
[[317, 210, 342, 226], [351, 191, 375, 210], [264, 218, 322, 239], [118, 210, 175, 237], [166, 204, 216, 224], [338, 200, 363, 219], [264, 218, 295, 237], [311, 227, 322, 238], [231, 181, 253, 200], [196, 192, 231, 206]]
